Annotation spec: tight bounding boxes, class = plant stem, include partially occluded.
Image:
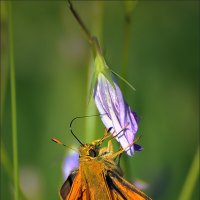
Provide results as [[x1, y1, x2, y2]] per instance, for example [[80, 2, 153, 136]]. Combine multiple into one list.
[[121, 1, 137, 180], [1, 141, 13, 183], [67, 0, 102, 57], [1, 141, 27, 200], [178, 146, 199, 200], [84, 1, 104, 142], [67, 1, 104, 141], [8, 2, 19, 200], [121, 1, 137, 85], [67, 0, 92, 44]]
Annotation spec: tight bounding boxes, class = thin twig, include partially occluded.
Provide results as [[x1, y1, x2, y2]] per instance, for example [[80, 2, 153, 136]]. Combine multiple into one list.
[[67, 0, 102, 56], [67, 0, 93, 44]]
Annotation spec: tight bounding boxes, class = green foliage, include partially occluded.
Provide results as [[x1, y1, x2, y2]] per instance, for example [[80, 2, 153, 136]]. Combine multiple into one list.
[[1, 1, 199, 200]]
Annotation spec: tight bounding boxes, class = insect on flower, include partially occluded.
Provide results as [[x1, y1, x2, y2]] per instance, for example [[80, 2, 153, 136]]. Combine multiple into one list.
[[92, 53, 140, 156], [59, 133, 152, 200], [67, 0, 141, 156]]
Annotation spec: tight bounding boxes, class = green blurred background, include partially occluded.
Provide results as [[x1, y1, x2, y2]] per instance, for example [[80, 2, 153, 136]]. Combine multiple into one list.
[[1, 1, 199, 200]]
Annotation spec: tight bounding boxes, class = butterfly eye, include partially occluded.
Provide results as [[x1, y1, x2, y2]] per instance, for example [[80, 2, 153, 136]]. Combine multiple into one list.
[[89, 149, 97, 157]]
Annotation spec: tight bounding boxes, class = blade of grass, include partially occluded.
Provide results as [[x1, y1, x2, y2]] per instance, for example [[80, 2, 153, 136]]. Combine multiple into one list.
[[8, 2, 19, 200], [1, 1, 9, 122], [1, 141, 27, 200], [84, 1, 104, 142], [121, 1, 137, 180], [121, 1, 137, 88], [1, 141, 13, 182], [67, 1, 104, 141], [178, 146, 199, 200]]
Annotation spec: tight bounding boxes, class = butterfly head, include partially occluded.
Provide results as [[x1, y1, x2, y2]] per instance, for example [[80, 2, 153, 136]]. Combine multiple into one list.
[[79, 142, 101, 158]]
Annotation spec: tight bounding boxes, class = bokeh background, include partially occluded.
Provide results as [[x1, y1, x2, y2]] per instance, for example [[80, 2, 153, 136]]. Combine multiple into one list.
[[1, 1, 199, 200]]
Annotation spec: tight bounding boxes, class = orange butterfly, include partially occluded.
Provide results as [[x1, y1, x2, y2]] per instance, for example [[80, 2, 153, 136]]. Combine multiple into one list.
[[59, 136, 152, 200]]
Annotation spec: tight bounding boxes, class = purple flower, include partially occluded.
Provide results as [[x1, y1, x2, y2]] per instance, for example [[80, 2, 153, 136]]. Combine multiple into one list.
[[62, 151, 79, 180], [94, 73, 139, 156]]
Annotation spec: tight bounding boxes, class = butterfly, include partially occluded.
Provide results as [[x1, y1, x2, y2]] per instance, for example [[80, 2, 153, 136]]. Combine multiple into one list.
[[59, 135, 152, 200]]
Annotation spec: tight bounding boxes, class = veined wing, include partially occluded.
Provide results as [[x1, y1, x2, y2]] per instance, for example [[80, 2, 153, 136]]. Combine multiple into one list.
[[60, 172, 83, 200], [107, 171, 152, 200]]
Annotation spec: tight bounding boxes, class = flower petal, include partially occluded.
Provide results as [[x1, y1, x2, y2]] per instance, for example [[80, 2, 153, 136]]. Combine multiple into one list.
[[134, 143, 143, 152], [94, 73, 138, 156]]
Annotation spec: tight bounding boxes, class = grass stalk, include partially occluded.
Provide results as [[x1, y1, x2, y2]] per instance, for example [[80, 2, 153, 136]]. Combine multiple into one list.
[[1, 141, 27, 200], [121, 1, 137, 84], [84, 1, 104, 141], [121, 1, 137, 179], [67, 1, 104, 141], [178, 146, 199, 200], [8, 2, 19, 200]]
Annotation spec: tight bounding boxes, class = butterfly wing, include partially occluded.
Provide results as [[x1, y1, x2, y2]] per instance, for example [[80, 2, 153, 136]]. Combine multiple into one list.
[[60, 171, 85, 200], [60, 171, 77, 199], [107, 171, 152, 200]]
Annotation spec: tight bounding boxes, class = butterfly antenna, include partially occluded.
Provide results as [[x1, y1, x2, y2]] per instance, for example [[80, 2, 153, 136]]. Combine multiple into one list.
[[70, 117, 84, 146], [51, 138, 78, 152], [69, 114, 106, 146]]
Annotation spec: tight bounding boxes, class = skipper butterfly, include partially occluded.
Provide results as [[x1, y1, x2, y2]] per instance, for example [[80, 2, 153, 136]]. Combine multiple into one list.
[[59, 137, 152, 200]]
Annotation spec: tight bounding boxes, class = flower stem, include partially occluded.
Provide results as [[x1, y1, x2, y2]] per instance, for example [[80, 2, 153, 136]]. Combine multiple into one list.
[[67, 0, 102, 57], [67, 0, 92, 44], [67, 1, 104, 141], [8, 2, 19, 200], [178, 146, 199, 200]]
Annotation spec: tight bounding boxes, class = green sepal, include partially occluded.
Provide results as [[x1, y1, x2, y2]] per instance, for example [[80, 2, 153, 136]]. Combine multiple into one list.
[[88, 53, 117, 102], [95, 53, 115, 88], [102, 67, 115, 89], [111, 70, 136, 91], [88, 71, 98, 102]]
